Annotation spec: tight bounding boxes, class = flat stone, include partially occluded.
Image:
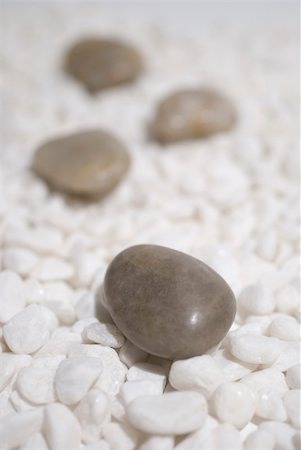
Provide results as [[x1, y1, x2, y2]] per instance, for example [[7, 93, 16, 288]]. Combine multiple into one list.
[[65, 38, 143, 92], [103, 245, 236, 360], [151, 88, 236, 143], [33, 129, 130, 197]]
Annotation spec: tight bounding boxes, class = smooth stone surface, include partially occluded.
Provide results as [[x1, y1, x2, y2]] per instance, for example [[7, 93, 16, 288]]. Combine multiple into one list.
[[103, 245, 236, 360], [33, 129, 130, 197], [151, 88, 236, 143], [65, 38, 143, 92]]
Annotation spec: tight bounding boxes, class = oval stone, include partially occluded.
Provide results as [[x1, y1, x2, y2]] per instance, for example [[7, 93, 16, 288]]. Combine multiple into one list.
[[33, 129, 130, 197], [65, 38, 143, 92], [151, 88, 236, 143], [103, 245, 236, 360]]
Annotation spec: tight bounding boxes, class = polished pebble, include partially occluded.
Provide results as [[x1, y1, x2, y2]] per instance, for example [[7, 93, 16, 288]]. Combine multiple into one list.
[[65, 38, 143, 92], [33, 129, 130, 197], [103, 245, 236, 360], [151, 88, 236, 143], [126, 391, 208, 435]]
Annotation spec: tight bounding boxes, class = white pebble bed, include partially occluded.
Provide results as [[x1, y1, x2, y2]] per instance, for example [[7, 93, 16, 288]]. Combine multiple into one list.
[[1, 2, 300, 450]]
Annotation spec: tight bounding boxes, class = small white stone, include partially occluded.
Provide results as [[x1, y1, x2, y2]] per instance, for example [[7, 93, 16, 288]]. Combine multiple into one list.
[[139, 435, 174, 450], [283, 390, 300, 428], [102, 421, 139, 450], [276, 285, 299, 315], [33, 256, 74, 281], [264, 341, 299, 372], [169, 355, 224, 398], [72, 318, 98, 334], [3, 304, 58, 354], [45, 300, 76, 325], [72, 250, 100, 287], [212, 381, 256, 428], [75, 291, 96, 319], [19, 432, 48, 450], [10, 389, 35, 412], [238, 284, 275, 315], [54, 356, 103, 404], [120, 380, 163, 405], [17, 365, 57, 404], [256, 229, 278, 261], [44, 281, 74, 303], [36, 328, 81, 357], [286, 364, 301, 389], [127, 363, 166, 391], [0, 354, 17, 391], [44, 403, 81, 450], [259, 421, 297, 450], [83, 440, 110, 450], [0, 408, 43, 449], [244, 429, 275, 450], [245, 315, 272, 334], [268, 315, 300, 341], [4, 224, 63, 255], [212, 349, 257, 382], [228, 333, 282, 365], [111, 394, 126, 422], [0, 270, 25, 323], [256, 388, 287, 421], [126, 391, 207, 435], [75, 389, 110, 443], [24, 278, 45, 304], [3, 247, 38, 276], [119, 339, 148, 367], [241, 368, 288, 397], [82, 322, 125, 348]]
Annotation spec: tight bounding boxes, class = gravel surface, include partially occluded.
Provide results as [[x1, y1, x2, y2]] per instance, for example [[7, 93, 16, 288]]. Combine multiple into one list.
[[0, 2, 299, 449]]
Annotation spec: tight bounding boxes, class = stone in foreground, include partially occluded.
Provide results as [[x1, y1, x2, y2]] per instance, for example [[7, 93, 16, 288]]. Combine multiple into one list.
[[33, 129, 130, 197], [65, 38, 143, 92], [103, 244, 236, 360], [151, 88, 236, 143]]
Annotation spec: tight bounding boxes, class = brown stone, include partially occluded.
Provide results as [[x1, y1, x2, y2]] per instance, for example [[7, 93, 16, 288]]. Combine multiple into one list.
[[103, 245, 236, 360], [65, 38, 143, 92], [151, 88, 237, 143], [33, 129, 130, 197]]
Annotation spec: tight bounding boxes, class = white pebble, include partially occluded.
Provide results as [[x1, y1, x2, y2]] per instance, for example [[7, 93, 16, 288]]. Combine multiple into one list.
[[3, 304, 58, 354], [238, 284, 275, 315], [33, 256, 74, 281], [212, 348, 257, 382], [17, 365, 57, 404], [4, 224, 63, 255], [72, 318, 98, 334], [55, 356, 103, 404], [36, 328, 81, 357], [119, 339, 148, 367], [44, 403, 81, 450], [228, 333, 282, 365], [75, 389, 110, 443], [212, 381, 256, 428], [83, 440, 110, 450], [24, 278, 45, 304], [82, 322, 125, 348], [169, 355, 224, 397], [259, 421, 297, 450], [3, 247, 38, 276], [139, 435, 174, 450], [244, 429, 275, 450], [102, 421, 139, 450], [264, 341, 299, 372], [127, 362, 166, 391], [72, 250, 100, 287], [268, 315, 300, 341], [256, 388, 287, 421], [0, 408, 43, 449], [276, 285, 299, 314], [19, 432, 48, 450], [283, 390, 300, 428], [0, 355, 17, 391], [0, 270, 25, 323], [286, 364, 301, 389], [120, 380, 163, 404], [126, 391, 207, 435], [242, 368, 288, 397]]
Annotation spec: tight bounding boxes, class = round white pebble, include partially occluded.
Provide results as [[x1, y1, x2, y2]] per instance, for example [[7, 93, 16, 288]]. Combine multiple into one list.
[[0, 270, 26, 323], [238, 284, 275, 315], [44, 403, 81, 450], [244, 429, 275, 450], [82, 322, 125, 348], [268, 314, 300, 341], [228, 333, 282, 365]]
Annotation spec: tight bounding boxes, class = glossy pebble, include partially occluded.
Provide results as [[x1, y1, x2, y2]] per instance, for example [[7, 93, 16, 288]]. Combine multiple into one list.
[[65, 38, 143, 92], [103, 245, 236, 359], [33, 130, 130, 197], [151, 88, 236, 143]]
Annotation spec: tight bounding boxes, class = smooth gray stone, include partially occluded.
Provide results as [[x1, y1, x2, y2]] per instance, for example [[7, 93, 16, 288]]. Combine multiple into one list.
[[151, 88, 236, 143], [103, 245, 236, 360], [33, 129, 130, 198], [65, 38, 143, 92]]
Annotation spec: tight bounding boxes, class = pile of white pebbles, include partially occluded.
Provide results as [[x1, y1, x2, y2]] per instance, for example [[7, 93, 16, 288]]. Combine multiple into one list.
[[0, 3, 300, 450]]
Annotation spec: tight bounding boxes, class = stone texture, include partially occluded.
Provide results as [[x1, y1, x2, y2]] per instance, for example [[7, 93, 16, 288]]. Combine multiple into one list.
[[103, 245, 236, 360], [65, 38, 143, 92], [33, 129, 130, 197], [151, 88, 236, 143]]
